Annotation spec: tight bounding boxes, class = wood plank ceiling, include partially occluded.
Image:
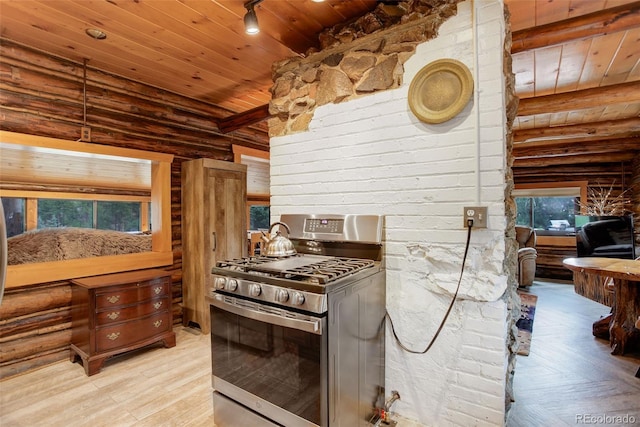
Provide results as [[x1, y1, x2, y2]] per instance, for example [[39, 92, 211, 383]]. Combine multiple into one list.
[[508, 0, 640, 174], [0, 0, 378, 113], [1, 0, 639, 163]]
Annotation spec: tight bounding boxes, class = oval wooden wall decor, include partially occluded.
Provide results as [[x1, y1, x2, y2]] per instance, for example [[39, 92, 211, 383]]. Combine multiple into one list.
[[408, 58, 474, 124]]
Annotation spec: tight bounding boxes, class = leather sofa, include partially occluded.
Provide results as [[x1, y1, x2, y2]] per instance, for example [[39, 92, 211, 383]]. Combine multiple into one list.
[[516, 226, 537, 287]]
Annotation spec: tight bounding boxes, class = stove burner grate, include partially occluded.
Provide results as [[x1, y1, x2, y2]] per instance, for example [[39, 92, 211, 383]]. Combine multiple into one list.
[[216, 256, 375, 285]]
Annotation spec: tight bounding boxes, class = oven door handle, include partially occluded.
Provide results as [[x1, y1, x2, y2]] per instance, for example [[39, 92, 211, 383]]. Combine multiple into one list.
[[210, 296, 323, 335]]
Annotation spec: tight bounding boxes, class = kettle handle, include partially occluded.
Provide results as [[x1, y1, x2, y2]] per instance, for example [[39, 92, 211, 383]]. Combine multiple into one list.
[[268, 221, 291, 235]]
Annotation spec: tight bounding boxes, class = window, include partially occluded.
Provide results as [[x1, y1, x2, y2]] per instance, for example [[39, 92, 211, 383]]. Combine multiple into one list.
[[233, 145, 270, 231], [96, 201, 145, 231], [1, 131, 174, 288], [513, 182, 587, 237], [38, 199, 93, 229], [2, 197, 24, 238], [3, 197, 149, 235], [515, 196, 579, 235], [249, 204, 270, 230]]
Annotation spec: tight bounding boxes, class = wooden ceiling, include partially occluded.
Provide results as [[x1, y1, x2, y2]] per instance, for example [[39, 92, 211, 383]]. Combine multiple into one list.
[[1, 0, 639, 165], [0, 0, 378, 113], [507, 0, 640, 172]]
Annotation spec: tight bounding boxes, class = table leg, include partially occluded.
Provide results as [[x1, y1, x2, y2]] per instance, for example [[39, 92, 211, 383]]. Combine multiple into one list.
[[592, 313, 612, 339], [608, 279, 640, 355]]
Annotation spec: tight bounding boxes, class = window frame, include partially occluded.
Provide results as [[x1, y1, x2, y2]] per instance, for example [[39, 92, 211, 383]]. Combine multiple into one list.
[[1, 131, 173, 288], [513, 181, 588, 246], [233, 145, 270, 231], [2, 192, 151, 234], [247, 197, 271, 231]]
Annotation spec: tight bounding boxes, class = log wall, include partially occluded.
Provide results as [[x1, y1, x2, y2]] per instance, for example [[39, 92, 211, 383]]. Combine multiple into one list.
[[0, 40, 268, 379], [535, 243, 576, 280], [633, 156, 640, 250], [513, 162, 638, 281]]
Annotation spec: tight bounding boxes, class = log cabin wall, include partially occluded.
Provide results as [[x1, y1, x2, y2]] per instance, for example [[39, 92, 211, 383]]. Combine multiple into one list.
[[634, 156, 640, 249], [513, 161, 637, 280], [0, 39, 268, 379]]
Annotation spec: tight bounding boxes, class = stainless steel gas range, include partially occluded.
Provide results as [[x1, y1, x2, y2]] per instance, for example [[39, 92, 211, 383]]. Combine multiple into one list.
[[207, 214, 386, 427]]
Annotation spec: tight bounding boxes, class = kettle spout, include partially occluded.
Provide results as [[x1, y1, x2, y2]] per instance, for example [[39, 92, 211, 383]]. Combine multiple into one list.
[[260, 230, 270, 243]]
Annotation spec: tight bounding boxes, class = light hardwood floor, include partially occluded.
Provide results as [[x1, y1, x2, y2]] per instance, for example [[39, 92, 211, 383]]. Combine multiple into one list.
[[1, 281, 638, 426], [0, 327, 214, 427], [508, 280, 640, 427]]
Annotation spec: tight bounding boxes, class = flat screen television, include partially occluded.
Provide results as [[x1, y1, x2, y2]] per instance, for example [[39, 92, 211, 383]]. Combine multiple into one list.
[[575, 215, 635, 259]]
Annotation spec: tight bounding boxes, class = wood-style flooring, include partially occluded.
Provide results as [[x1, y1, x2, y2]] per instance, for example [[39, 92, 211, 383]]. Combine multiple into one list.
[[508, 280, 640, 427], [0, 327, 214, 427], [1, 280, 638, 426]]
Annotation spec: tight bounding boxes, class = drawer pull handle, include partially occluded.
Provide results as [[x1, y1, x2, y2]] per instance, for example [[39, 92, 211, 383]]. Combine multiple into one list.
[[154, 301, 163, 309], [106, 295, 120, 304], [106, 332, 120, 341], [154, 287, 163, 295], [153, 320, 163, 328], [106, 312, 120, 320]]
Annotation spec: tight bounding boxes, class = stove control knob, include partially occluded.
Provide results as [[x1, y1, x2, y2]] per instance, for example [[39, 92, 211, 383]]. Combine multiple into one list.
[[226, 279, 238, 292], [291, 292, 305, 306], [276, 289, 289, 303], [214, 277, 227, 290], [249, 283, 262, 297]]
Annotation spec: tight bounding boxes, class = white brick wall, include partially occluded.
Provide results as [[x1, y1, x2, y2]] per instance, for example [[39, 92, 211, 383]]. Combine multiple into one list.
[[270, 1, 509, 425]]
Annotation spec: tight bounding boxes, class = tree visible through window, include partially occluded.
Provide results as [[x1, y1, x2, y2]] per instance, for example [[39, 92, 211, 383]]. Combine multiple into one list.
[[37, 199, 143, 231], [97, 201, 142, 231], [249, 205, 270, 230], [2, 197, 147, 236], [515, 196, 579, 234], [38, 199, 93, 229]]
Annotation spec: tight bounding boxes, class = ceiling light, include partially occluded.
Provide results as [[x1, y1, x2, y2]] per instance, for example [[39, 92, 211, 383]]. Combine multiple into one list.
[[244, 8, 259, 34], [244, 0, 264, 35], [85, 28, 107, 40]]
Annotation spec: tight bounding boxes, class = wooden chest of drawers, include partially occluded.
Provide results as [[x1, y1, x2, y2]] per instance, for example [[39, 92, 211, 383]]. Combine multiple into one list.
[[70, 269, 176, 376]]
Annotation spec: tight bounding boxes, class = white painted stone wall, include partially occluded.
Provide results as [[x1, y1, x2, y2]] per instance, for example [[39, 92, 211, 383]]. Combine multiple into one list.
[[269, 1, 509, 425]]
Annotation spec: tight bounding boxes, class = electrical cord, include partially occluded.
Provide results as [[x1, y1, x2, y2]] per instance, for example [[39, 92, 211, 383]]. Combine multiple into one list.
[[385, 220, 474, 354]]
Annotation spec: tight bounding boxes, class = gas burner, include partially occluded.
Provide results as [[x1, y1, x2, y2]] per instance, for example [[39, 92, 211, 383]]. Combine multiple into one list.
[[217, 254, 301, 270], [216, 254, 375, 285], [283, 258, 375, 284]]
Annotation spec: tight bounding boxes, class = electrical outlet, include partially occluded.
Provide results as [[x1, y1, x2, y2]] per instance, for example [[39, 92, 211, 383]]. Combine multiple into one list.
[[463, 206, 487, 228], [81, 126, 91, 142]]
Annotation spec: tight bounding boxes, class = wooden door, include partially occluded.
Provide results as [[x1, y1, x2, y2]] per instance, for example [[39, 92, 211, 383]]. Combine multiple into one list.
[[182, 159, 246, 334], [204, 168, 247, 294]]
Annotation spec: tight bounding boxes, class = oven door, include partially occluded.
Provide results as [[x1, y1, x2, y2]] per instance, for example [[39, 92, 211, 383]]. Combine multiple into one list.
[[210, 294, 327, 427]]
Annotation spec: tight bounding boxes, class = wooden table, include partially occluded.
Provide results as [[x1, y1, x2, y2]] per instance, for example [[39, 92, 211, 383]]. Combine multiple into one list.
[[563, 257, 640, 355]]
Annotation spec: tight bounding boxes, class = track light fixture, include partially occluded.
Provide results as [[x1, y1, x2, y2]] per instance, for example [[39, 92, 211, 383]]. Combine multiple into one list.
[[244, 0, 264, 35]]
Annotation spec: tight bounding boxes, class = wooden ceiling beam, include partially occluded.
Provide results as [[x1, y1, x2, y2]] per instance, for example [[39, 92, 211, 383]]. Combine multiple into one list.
[[517, 81, 640, 116], [514, 138, 640, 156], [511, 1, 640, 54], [217, 104, 271, 134], [513, 152, 636, 168], [513, 135, 633, 149], [513, 164, 629, 176], [514, 138, 640, 158], [513, 117, 640, 142]]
